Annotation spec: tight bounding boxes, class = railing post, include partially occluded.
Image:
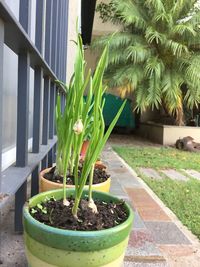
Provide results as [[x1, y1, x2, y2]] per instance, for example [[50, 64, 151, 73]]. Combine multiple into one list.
[[0, 19, 4, 194], [60, 0, 64, 81], [51, 0, 58, 73], [16, 52, 30, 167], [54, 87, 58, 135], [15, 52, 30, 232], [19, 0, 31, 35], [45, 0, 53, 65], [35, 0, 45, 54], [56, 1, 61, 79], [31, 0, 45, 196], [49, 83, 56, 140], [15, 0, 31, 233], [48, 149, 53, 168], [31, 166, 39, 197], [42, 77, 50, 146], [32, 68, 43, 153], [42, 156, 48, 170], [53, 144, 57, 163], [64, 0, 69, 82], [32, 0, 44, 149]]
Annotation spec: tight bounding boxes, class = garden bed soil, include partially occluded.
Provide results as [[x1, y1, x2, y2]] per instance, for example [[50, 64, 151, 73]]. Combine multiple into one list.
[[43, 166, 110, 185], [30, 197, 128, 231]]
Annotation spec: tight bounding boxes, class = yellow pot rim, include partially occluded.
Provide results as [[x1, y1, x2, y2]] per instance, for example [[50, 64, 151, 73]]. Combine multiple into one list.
[[40, 167, 111, 188]]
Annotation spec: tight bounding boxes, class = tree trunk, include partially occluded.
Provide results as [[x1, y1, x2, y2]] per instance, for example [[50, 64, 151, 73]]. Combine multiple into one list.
[[175, 106, 185, 126]]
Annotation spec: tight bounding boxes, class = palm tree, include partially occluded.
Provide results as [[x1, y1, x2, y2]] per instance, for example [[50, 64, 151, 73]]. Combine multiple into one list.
[[93, 0, 200, 125]]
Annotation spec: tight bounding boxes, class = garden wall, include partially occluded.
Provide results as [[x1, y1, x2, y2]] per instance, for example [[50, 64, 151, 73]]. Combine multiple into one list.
[[138, 122, 200, 145]]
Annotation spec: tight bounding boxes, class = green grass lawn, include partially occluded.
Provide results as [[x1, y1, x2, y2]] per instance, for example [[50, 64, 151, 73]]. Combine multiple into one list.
[[142, 177, 200, 239], [113, 145, 200, 239], [113, 146, 200, 170]]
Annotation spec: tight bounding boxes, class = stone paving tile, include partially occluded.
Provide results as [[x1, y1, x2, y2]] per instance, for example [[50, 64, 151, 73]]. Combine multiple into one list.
[[182, 169, 200, 181], [107, 162, 123, 170], [111, 172, 142, 188], [126, 229, 164, 258], [158, 245, 194, 257], [110, 182, 127, 194], [126, 188, 171, 222], [161, 169, 188, 181], [124, 261, 168, 267], [110, 180, 130, 199], [145, 222, 191, 245], [112, 166, 130, 173], [158, 245, 200, 267], [139, 168, 162, 180], [133, 211, 147, 229]]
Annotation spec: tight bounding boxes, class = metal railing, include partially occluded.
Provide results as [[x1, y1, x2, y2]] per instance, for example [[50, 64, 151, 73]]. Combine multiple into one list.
[[0, 0, 69, 232]]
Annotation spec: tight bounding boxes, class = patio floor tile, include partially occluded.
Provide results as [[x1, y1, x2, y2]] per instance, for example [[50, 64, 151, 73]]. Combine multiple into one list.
[[125, 188, 171, 222], [158, 245, 194, 257], [139, 168, 162, 180], [123, 261, 168, 267], [145, 222, 191, 245], [158, 244, 200, 267], [161, 169, 188, 181], [182, 169, 200, 181], [133, 211, 147, 229], [125, 229, 164, 258]]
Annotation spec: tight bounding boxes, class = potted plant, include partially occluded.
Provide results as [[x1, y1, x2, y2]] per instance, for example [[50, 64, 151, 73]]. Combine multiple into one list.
[[23, 34, 133, 267], [39, 36, 110, 193]]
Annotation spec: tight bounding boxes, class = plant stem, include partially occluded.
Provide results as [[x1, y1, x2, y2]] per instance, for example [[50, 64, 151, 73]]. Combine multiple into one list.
[[72, 196, 80, 218], [88, 164, 94, 202], [88, 164, 98, 213], [70, 155, 75, 175], [70, 134, 78, 175]]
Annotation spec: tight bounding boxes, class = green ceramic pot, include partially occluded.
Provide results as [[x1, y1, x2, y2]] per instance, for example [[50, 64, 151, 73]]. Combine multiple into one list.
[[23, 189, 134, 267]]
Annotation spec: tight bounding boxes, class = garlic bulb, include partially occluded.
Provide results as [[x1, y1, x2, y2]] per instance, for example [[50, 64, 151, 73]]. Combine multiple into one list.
[[73, 119, 83, 134]]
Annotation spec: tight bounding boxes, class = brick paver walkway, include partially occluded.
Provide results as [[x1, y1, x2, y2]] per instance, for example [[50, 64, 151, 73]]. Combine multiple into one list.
[[103, 146, 200, 267]]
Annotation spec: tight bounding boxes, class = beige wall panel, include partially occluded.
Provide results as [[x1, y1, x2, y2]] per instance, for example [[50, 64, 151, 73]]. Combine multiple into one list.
[[93, 0, 121, 35]]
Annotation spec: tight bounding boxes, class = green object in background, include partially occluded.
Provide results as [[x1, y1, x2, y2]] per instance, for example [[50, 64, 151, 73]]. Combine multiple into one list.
[[103, 94, 135, 128]]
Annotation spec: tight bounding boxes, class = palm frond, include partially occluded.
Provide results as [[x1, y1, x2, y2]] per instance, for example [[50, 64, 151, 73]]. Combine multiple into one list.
[[184, 83, 200, 109], [146, 75, 162, 109], [113, 0, 147, 29], [162, 70, 184, 115], [170, 0, 196, 20], [134, 81, 151, 112], [171, 24, 196, 37], [144, 57, 165, 79], [126, 44, 152, 63], [92, 32, 135, 50], [184, 55, 200, 88], [144, 0, 165, 13], [145, 26, 166, 44], [165, 39, 189, 57]]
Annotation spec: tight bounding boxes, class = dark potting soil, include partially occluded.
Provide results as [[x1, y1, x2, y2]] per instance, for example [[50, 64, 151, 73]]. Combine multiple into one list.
[[43, 166, 110, 185], [30, 197, 128, 231]]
